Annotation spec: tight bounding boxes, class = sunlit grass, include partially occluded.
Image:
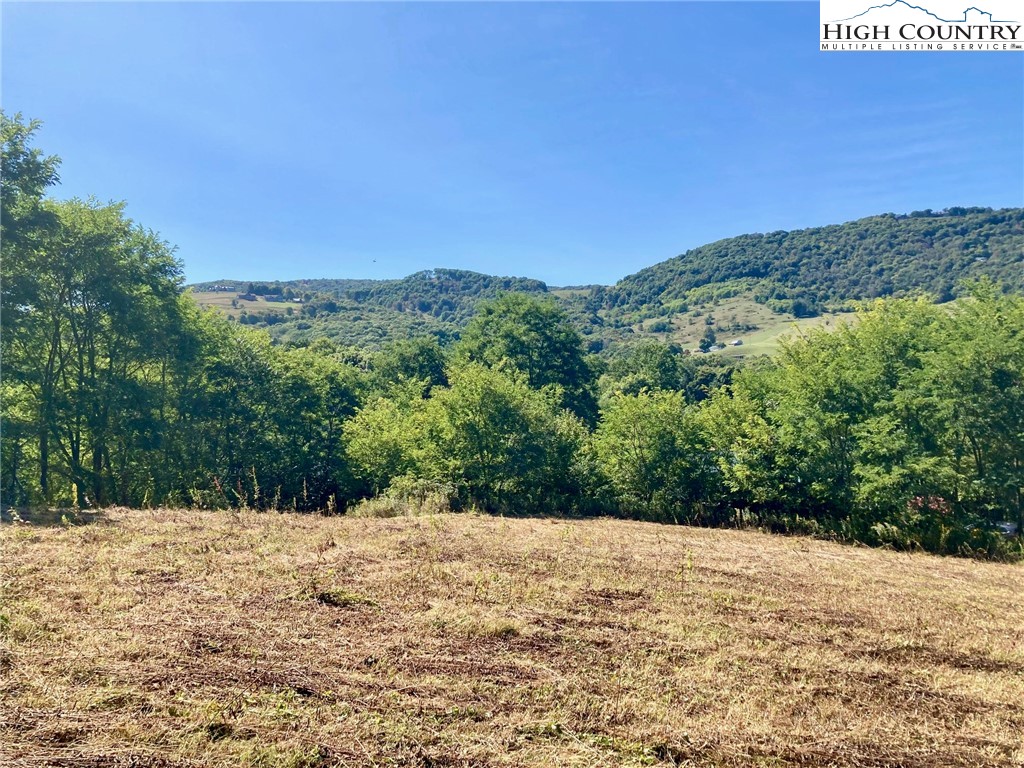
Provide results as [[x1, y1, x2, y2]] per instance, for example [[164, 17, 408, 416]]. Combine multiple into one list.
[[2, 509, 1021, 766]]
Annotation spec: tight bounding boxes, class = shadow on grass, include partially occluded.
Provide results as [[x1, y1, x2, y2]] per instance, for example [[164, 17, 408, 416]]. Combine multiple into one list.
[[1, 506, 109, 527]]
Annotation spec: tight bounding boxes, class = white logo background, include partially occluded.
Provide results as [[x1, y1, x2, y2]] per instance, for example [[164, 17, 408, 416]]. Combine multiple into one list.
[[821, 0, 1022, 50]]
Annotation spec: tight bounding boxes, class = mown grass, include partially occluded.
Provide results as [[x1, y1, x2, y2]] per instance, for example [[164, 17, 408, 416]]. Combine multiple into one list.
[[2, 509, 1022, 766]]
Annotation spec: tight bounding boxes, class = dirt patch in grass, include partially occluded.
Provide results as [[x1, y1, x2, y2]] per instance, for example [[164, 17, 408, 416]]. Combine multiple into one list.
[[2, 509, 1022, 766]]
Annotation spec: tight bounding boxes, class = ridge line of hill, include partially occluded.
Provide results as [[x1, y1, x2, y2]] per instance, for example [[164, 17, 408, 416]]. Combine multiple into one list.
[[187, 206, 1024, 352]]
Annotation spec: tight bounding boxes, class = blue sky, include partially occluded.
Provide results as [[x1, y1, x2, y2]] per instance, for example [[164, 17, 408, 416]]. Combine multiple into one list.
[[3, 1, 1022, 286]]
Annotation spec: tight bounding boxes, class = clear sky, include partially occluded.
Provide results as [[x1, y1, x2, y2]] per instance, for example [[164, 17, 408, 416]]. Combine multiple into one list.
[[3, 1, 1022, 286]]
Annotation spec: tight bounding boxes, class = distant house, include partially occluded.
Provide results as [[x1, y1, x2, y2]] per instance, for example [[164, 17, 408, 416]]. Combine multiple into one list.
[[729, 339, 743, 346], [237, 293, 257, 301]]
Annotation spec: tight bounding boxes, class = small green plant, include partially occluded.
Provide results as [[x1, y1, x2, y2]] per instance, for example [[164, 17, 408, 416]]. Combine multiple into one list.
[[312, 588, 377, 608]]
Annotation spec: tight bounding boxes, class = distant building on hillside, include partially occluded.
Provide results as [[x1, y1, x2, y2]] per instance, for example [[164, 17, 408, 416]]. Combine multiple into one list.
[[729, 339, 743, 346]]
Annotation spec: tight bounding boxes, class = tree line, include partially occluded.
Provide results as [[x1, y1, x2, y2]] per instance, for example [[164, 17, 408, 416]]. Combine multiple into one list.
[[3, 113, 1021, 559]]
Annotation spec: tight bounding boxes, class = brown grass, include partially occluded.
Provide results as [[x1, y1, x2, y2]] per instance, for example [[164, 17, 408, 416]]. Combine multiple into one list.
[[2, 509, 1022, 767]]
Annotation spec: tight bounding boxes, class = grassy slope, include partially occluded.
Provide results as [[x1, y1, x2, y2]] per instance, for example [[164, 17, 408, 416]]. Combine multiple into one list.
[[190, 291, 292, 318], [714, 311, 859, 358], [631, 296, 860, 357], [2, 510, 1022, 767]]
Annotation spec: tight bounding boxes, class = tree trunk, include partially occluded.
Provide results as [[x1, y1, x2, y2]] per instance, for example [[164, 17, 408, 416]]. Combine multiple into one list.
[[39, 421, 49, 499], [91, 439, 105, 506]]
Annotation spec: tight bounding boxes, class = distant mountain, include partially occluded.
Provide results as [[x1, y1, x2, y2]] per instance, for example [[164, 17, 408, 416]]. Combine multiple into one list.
[[190, 269, 569, 350], [189, 207, 1024, 351], [599, 207, 1024, 319]]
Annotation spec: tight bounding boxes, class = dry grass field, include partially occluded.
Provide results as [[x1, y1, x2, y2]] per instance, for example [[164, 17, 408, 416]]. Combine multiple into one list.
[[2, 509, 1022, 767]]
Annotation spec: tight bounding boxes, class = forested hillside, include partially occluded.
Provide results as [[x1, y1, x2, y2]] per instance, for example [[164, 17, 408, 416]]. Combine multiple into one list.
[[600, 208, 1024, 318], [194, 270, 549, 319], [190, 271, 612, 351], [190, 208, 1024, 351], [190, 270, 587, 351]]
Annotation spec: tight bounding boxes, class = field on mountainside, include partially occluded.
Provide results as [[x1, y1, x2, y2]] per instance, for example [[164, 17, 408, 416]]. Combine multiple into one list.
[[713, 310, 858, 358], [632, 296, 858, 356], [191, 291, 297, 318], [2, 510, 1022, 767]]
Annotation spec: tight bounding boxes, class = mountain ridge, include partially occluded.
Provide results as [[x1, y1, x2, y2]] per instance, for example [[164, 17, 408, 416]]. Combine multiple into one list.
[[188, 206, 1024, 351]]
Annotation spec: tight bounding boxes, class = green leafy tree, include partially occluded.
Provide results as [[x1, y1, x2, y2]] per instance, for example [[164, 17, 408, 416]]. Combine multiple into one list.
[[2, 113, 62, 504], [454, 293, 598, 423], [699, 294, 1023, 555], [920, 285, 1024, 533], [698, 326, 717, 353], [3, 195, 186, 506], [0, 112, 59, 251], [268, 345, 362, 508], [601, 341, 689, 397], [697, 381, 802, 521], [344, 389, 426, 496], [371, 336, 448, 395], [595, 390, 719, 522], [418, 364, 578, 512], [170, 319, 362, 510]]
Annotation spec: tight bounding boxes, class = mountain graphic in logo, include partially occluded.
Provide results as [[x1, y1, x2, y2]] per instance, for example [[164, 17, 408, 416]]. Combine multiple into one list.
[[830, 1, 1017, 23]]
